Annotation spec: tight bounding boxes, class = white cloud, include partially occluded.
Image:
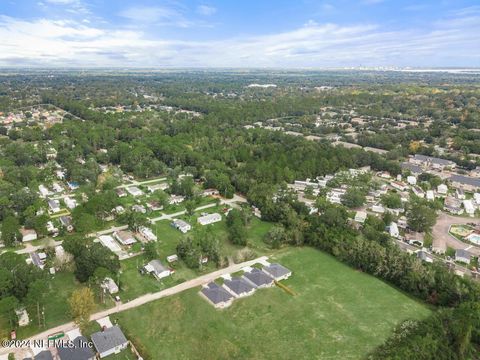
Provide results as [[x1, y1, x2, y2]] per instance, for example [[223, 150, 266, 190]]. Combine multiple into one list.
[[118, 5, 194, 28], [0, 8, 478, 68], [197, 5, 217, 16]]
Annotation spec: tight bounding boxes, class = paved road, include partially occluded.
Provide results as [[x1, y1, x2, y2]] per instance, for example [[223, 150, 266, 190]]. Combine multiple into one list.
[[0, 256, 268, 356], [432, 212, 480, 256]]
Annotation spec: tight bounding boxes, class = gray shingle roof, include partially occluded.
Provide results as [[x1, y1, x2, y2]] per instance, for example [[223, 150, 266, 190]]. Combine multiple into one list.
[[262, 263, 291, 279], [449, 175, 480, 188], [243, 268, 274, 287], [201, 283, 234, 304], [57, 336, 94, 360], [148, 260, 168, 275], [223, 277, 255, 296], [414, 154, 454, 166], [91, 326, 128, 355], [34, 351, 53, 360], [401, 162, 423, 174], [455, 249, 472, 260]]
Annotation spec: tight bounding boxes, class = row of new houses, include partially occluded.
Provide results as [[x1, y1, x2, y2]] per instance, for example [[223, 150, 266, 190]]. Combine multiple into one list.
[[200, 263, 292, 309]]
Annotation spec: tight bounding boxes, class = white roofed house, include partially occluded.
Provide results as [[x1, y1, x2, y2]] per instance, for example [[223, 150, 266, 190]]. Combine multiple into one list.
[[38, 184, 51, 198], [354, 211, 367, 224], [371, 204, 385, 214], [426, 190, 435, 201], [406, 176, 416, 185], [389, 222, 400, 238], [171, 219, 191, 233], [64, 196, 77, 210], [197, 213, 222, 226], [474, 193, 480, 206], [169, 195, 185, 205], [114, 230, 136, 246], [126, 186, 143, 197], [20, 228, 37, 242], [101, 277, 119, 295], [444, 196, 464, 215], [147, 182, 169, 193], [463, 200, 476, 217], [144, 260, 172, 280], [437, 184, 448, 196], [139, 226, 157, 242]]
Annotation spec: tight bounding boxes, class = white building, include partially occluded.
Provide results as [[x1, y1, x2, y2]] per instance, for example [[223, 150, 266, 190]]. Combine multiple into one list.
[[99, 235, 122, 253], [169, 195, 185, 205], [101, 277, 119, 295], [171, 219, 191, 233], [139, 226, 157, 242], [474, 193, 480, 206], [197, 213, 222, 226], [126, 186, 143, 197], [114, 231, 136, 246], [406, 176, 417, 185], [64, 196, 77, 209], [426, 190, 435, 201], [354, 211, 367, 224], [20, 228, 37, 242], [389, 222, 399, 238], [144, 260, 171, 280], [48, 199, 61, 213], [437, 184, 448, 195], [38, 184, 51, 198], [463, 200, 476, 217]]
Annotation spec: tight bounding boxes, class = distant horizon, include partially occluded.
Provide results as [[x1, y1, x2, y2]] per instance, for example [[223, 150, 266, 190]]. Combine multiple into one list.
[[1, 1, 479, 68]]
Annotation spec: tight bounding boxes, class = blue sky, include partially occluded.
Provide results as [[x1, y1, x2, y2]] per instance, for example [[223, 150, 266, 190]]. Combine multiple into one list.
[[0, 0, 478, 67]]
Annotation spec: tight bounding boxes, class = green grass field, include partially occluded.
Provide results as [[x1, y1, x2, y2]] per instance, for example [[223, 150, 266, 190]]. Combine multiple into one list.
[[115, 247, 430, 360]]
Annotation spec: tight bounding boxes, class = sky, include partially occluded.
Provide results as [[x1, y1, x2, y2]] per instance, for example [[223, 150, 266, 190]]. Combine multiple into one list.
[[0, 0, 478, 68]]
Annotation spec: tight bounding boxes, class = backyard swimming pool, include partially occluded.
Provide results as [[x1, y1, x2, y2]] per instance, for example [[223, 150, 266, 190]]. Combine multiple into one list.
[[466, 233, 480, 245]]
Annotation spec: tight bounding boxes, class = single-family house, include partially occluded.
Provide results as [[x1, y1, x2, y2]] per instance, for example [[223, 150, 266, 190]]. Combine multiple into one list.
[[20, 228, 37, 242], [412, 186, 425, 198], [389, 222, 400, 238], [223, 277, 256, 298], [15, 308, 29, 327], [57, 336, 95, 360], [146, 200, 163, 211], [262, 263, 292, 281], [126, 186, 143, 197], [449, 175, 480, 192], [167, 254, 178, 263], [455, 249, 472, 264], [197, 213, 222, 226], [371, 204, 385, 214], [243, 268, 274, 288], [91, 326, 128, 359], [139, 226, 157, 242], [426, 190, 435, 201], [48, 199, 61, 213], [200, 282, 235, 308], [38, 185, 51, 198], [456, 188, 466, 200], [115, 188, 127, 198], [406, 176, 417, 186], [101, 277, 119, 295], [144, 260, 171, 280], [131, 204, 146, 213], [30, 252, 47, 269], [146, 183, 169, 193], [59, 216, 74, 232], [411, 154, 456, 170], [114, 230, 136, 246], [169, 195, 185, 205], [444, 196, 464, 215], [401, 162, 423, 175], [171, 219, 191, 233], [416, 250, 433, 263], [46, 221, 58, 235], [463, 200, 475, 217], [52, 182, 63, 193], [354, 211, 367, 224], [64, 197, 77, 210], [474, 193, 480, 206], [202, 188, 220, 197], [99, 235, 122, 254], [437, 184, 448, 196]]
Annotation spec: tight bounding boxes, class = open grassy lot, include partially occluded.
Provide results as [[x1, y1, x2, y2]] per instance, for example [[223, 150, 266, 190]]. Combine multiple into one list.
[[116, 247, 430, 360]]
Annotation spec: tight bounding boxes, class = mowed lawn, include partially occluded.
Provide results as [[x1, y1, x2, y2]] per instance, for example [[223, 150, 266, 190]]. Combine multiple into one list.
[[116, 247, 430, 359]]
